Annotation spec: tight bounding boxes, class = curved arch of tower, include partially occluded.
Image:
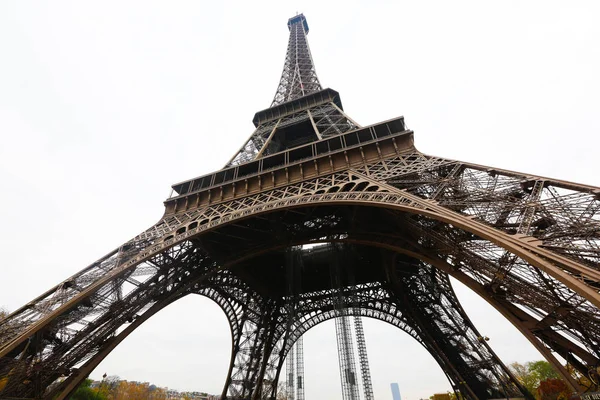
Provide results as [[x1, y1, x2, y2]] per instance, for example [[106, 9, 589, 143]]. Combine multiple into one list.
[[1, 13, 599, 400]]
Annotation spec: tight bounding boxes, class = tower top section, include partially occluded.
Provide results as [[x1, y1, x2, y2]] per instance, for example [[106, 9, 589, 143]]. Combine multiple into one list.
[[271, 13, 321, 106], [288, 14, 309, 33], [221, 13, 362, 167]]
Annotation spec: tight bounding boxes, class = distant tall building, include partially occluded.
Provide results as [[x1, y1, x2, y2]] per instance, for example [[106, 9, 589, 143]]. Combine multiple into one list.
[[391, 383, 401, 400]]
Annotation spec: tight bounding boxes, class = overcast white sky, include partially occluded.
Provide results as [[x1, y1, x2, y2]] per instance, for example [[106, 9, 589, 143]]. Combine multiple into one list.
[[1, 1, 599, 399]]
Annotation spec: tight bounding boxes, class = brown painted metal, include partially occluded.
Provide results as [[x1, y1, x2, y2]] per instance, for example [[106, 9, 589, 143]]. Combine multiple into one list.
[[1, 12, 599, 400]]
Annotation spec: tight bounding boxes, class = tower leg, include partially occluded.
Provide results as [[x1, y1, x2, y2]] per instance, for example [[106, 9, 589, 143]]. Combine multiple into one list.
[[221, 299, 281, 400], [387, 255, 533, 400]]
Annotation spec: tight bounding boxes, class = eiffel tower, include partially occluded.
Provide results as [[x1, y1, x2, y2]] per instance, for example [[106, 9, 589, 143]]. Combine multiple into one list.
[[1, 13, 600, 400]]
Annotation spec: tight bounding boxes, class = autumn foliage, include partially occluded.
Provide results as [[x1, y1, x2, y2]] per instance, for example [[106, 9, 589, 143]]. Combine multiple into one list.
[[111, 380, 167, 400], [69, 378, 167, 400], [537, 378, 570, 400]]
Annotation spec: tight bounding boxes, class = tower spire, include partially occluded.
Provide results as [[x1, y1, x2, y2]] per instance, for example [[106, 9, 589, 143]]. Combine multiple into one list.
[[226, 14, 359, 167], [271, 14, 322, 106]]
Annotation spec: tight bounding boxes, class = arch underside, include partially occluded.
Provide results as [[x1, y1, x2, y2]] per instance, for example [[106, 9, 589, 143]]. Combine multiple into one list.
[[1, 154, 599, 399], [0, 242, 527, 400], [212, 242, 530, 399]]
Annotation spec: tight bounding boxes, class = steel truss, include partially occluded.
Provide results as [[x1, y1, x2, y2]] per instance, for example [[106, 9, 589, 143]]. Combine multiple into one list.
[[227, 15, 358, 166], [271, 14, 321, 107], [2, 152, 600, 399], [330, 244, 361, 400], [284, 249, 305, 400], [330, 242, 375, 400], [353, 307, 374, 400], [295, 335, 304, 400], [227, 92, 358, 166], [284, 334, 305, 400], [2, 12, 600, 400]]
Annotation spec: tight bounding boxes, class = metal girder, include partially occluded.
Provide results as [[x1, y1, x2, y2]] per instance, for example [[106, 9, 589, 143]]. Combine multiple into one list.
[[295, 335, 305, 400], [330, 244, 361, 400], [2, 159, 599, 398], [226, 101, 358, 166], [271, 14, 321, 107], [2, 12, 600, 400], [353, 316, 374, 400], [284, 248, 303, 400], [225, 14, 358, 167]]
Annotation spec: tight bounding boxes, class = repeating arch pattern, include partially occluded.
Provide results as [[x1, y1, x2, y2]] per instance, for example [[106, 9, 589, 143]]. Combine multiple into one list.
[[1, 155, 599, 398], [3, 10, 599, 400]]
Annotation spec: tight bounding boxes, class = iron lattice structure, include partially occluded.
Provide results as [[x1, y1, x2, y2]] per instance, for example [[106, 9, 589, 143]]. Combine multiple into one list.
[[284, 249, 305, 400], [353, 300, 374, 399], [1, 12, 600, 400], [331, 244, 362, 400], [227, 15, 357, 166]]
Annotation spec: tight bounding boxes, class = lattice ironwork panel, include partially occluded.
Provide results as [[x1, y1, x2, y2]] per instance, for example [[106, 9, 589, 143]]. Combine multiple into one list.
[[271, 15, 321, 107], [2, 11, 600, 400]]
